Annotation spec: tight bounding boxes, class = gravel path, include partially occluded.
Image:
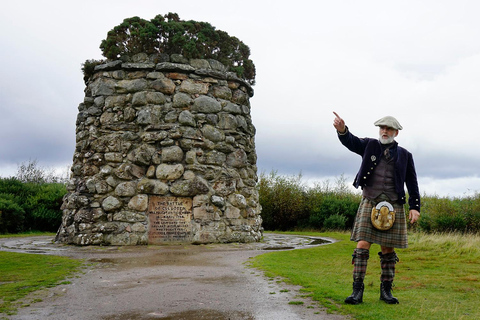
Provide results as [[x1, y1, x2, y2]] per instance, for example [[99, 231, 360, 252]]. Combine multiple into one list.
[[0, 234, 348, 320]]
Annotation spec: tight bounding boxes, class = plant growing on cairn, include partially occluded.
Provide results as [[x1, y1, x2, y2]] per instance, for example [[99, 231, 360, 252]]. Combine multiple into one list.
[[92, 12, 255, 84]]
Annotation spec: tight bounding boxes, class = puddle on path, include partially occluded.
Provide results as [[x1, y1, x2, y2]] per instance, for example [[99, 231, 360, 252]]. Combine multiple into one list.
[[102, 309, 254, 320], [309, 238, 331, 245], [263, 246, 295, 250], [262, 237, 331, 251]]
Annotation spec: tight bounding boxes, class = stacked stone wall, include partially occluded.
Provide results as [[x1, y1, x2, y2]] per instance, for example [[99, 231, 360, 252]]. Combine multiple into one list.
[[55, 53, 263, 245]]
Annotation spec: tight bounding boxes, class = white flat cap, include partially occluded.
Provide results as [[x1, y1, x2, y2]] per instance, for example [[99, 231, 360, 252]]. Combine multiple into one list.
[[374, 116, 403, 130]]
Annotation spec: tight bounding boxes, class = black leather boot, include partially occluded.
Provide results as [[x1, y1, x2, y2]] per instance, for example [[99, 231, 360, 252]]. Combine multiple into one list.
[[345, 281, 364, 304], [380, 281, 399, 304]]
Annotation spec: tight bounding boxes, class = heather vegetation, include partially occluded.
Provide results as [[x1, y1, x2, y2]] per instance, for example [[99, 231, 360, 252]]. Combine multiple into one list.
[[83, 13, 255, 84], [258, 171, 480, 234]]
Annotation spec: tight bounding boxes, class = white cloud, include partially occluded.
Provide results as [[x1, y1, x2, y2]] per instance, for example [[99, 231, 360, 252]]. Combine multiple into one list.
[[420, 176, 480, 198]]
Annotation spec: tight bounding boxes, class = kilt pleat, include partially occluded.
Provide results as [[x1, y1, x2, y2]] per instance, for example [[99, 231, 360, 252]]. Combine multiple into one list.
[[350, 196, 408, 248]]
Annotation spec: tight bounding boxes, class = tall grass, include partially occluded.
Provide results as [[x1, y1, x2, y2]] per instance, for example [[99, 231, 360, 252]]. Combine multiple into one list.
[[408, 231, 480, 257]]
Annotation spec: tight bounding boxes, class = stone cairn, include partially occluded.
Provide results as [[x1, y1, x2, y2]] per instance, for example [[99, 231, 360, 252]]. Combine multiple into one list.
[[55, 53, 263, 245]]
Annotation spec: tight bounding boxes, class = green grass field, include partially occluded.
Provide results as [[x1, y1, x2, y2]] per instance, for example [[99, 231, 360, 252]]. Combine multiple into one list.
[[250, 231, 480, 320], [0, 234, 83, 315], [0, 232, 56, 239]]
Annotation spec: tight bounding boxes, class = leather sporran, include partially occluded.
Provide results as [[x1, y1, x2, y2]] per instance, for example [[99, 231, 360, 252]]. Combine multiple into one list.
[[371, 201, 395, 230]]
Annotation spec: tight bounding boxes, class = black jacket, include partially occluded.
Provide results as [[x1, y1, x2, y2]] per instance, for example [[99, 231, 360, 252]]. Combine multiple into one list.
[[338, 127, 421, 212]]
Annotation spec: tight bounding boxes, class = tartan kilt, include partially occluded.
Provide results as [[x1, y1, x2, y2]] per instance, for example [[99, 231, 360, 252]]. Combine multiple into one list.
[[350, 197, 408, 248]]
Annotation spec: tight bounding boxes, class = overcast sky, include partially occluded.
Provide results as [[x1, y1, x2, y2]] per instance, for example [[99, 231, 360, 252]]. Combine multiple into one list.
[[1, 0, 480, 197]]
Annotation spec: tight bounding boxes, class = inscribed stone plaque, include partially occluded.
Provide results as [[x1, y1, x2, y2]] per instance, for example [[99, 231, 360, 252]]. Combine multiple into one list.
[[148, 196, 193, 244]]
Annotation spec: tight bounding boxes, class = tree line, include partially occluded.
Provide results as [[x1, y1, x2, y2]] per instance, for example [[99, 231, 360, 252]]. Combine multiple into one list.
[[2, 163, 480, 234], [258, 171, 480, 234]]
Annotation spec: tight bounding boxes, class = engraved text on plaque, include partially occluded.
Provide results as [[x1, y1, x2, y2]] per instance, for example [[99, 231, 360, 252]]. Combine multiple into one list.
[[148, 196, 193, 244]]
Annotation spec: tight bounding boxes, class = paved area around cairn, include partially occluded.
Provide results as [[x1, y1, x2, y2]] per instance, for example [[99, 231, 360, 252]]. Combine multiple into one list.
[[0, 234, 348, 320]]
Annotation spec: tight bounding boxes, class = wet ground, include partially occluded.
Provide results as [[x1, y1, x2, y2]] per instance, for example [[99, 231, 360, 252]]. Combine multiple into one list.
[[0, 234, 348, 320]]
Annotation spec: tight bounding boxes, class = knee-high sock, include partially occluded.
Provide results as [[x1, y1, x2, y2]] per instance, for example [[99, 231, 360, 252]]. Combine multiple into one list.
[[379, 251, 399, 282], [352, 248, 370, 282]]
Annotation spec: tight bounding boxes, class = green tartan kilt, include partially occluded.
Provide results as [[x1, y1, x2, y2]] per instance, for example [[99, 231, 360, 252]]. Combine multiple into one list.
[[350, 197, 408, 248]]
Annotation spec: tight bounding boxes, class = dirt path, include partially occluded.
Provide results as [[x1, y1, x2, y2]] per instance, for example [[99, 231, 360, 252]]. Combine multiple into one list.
[[1, 234, 348, 320]]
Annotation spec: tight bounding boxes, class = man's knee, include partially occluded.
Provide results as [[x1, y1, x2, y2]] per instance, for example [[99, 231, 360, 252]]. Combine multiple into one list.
[[357, 241, 371, 250]]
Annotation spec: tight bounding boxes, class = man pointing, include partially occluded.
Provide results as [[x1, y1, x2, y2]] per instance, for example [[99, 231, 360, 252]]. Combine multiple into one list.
[[333, 111, 420, 304]]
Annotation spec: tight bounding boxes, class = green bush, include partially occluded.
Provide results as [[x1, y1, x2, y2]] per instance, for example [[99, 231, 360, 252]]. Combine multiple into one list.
[[0, 178, 29, 233], [257, 172, 307, 231], [436, 215, 467, 232], [258, 172, 360, 231], [0, 178, 66, 233], [0, 195, 25, 233], [419, 196, 459, 232], [306, 193, 359, 230], [323, 214, 347, 230], [459, 193, 480, 232], [81, 59, 106, 83], [23, 183, 66, 231], [0, 177, 29, 199], [419, 193, 480, 233], [98, 13, 256, 84]]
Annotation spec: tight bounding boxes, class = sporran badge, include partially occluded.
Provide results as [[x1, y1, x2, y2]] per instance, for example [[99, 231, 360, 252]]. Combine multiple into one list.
[[371, 201, 396, 230]]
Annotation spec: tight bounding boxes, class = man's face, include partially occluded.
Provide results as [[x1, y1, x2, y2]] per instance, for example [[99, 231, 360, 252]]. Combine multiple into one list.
[[379, 126, 398, 144]]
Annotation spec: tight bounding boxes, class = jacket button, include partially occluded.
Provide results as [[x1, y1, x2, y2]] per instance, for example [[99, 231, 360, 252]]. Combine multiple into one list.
[[363, 176, 367, 179]]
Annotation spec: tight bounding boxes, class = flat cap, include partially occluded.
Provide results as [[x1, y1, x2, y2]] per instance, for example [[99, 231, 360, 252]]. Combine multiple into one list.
[[374, 116, 403, 130]]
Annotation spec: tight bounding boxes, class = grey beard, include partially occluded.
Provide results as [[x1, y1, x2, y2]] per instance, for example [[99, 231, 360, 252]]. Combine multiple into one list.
[[379, 135, 395, 144]]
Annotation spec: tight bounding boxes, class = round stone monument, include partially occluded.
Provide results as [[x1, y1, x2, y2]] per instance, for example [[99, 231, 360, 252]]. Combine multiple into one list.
[[55, 53, 263, 245]]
